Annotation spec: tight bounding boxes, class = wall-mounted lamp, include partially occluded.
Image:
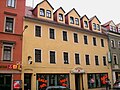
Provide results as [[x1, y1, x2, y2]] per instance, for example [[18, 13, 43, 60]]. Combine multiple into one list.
[[28, 56, 32, 64]]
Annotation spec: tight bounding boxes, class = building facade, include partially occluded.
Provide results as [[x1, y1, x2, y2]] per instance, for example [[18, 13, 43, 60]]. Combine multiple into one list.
[[102, 21, 120, 83], [0, 0, 25, 90], [22, 0, 112, 90]]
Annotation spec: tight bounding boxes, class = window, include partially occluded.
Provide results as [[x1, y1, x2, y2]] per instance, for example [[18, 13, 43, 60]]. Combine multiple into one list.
[[93, 37, 97, 46], [46, 10, 51, 18], [5, 17, 14, 33], [7, 0, 16, 8], [85, 55, 90, 65], [75, 18, 79, 25], [49, 28, 55, 39], [59, 13, 63, 21], [88, 73, 108, 88], [84, 35, 88, 44], [63, 31, 67, 41], [73, 33, 78, 43], [70, 17, 74, 24], [97, 24, 100, 30], [50, 51, 55, 64], [103, 56, 107, 66], [40, 8, 45, 16], [35, 26, 41, 37], [118, 28, 120, 33], [95, 56, 99, 65], [84, 21, 88, 28], [93, 23, 96, 30], [110, 26, 113, 31], [75, 53, 80, 64], [118, 41, 120, 48], [113, 54, 118, 65], [111, 40, 115, 48], [35, 49, 41, 62], [3, 45, 13, 61], [101, 39, 104, 47], [63, 52, 69, 64], [113, 27, 116, 32]]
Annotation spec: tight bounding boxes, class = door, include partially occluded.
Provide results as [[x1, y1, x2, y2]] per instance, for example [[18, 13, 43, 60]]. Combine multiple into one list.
[[75, 74, 80, 90], [24, 74, 32, 90]]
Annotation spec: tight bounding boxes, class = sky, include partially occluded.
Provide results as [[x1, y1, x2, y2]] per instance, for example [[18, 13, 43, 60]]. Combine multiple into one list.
[[26, 0, 120, 25]]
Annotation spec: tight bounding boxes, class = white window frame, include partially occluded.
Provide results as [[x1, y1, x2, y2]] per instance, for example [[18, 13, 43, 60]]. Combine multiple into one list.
[[34, 25, 42, 38], [2, 44, 13, 61], [49, 50, 57, 64], [59, 13, 63, 21], [34, 48, 42, 63], [7, 0, 16, 8], [111, 39, 116, 48], [48, 27, 56, 40], [62, 51, 70, 64], [74, 52, 80, 65], [84, 21, 88, 28]]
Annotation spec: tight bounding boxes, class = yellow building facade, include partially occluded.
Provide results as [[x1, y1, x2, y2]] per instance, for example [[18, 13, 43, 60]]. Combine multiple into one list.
[[22, 0, 112, 90]]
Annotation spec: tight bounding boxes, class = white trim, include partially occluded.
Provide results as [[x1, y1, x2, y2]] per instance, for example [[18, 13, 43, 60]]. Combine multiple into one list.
[[74, 52, 80, 65], [6, 0, 17, 9], [62, 51, 70, 64], [73, 32, 79, 43], [62, 30, 69, 42], [48, 27, 56, 40], [48, 50, 57, 64]]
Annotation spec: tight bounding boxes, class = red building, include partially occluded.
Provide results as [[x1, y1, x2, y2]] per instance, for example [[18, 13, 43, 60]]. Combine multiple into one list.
[[0, 0, 25, 90]]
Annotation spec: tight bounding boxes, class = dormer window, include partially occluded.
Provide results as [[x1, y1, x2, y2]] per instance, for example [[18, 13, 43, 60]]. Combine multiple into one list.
[[97, 24, 100, 30], [93, 23, 96, 30], [75, 18, 79, 25], [110, 26, 113, 31], [113, 27, 116, 32], [70, 17, 74, 24], [84, 21, 88, 28], [7, 0, 16, 8], [46, 10, 51, 18], [59, 13, 63, 21], [40, 8, 45, 17], [118, 28, 120, 33]]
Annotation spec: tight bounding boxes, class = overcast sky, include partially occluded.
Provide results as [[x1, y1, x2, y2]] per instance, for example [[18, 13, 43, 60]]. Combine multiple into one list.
[[26, 0, 120, 25]]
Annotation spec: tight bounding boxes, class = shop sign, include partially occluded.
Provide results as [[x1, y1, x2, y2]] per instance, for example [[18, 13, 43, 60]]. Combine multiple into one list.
[[8, 64, 22, 70], [13, 80, 22, 89], [71, 67, 85, 74]]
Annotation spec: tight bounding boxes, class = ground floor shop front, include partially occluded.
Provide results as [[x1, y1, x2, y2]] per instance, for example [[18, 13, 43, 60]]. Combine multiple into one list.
[[22, 67, 112, 90]]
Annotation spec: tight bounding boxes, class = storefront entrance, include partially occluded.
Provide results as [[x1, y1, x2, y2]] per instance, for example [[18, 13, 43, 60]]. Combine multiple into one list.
[[75, 74, 80, 90], [24, 74, 32, 90], [0, 74, 12, 90]]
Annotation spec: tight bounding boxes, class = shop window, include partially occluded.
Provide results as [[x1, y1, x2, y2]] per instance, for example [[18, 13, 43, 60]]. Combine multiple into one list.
[[35, 25, 41, 37], [3, 44, 13, 61], [88, 73, 108, 89], [50, 51, 55, 64], [101, 39, 104, 47], [63, 31, 68, 41], [40, 8, 45, 16], [70, 17, 74, 24], [49, 28, 55, 39], [73, 33, 78, 43], [84, 21, 88, 28], [59, 13, 63, 21], [63, 52, 69, 64], [75, 53, 80, 64], [7, 0, 16, 8], [35, 49, 41, 62], [85, 54, 90, 65], [93, 37, 97, 46], [46, 10, 51, 18], [36, 74, 70, 90], [75, 18, 79, 25], [103, 56, 107, 66], [5, 17, 14, 33], [84, 35, 88, 44]]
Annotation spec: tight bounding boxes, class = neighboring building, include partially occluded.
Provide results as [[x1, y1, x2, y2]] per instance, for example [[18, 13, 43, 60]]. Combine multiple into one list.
[[0, 0, 25, 90], [102, 20, 120, 83], [22, 0, 112, 90]]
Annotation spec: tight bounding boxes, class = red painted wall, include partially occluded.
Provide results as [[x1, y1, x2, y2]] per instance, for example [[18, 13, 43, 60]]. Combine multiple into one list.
[[0, 0, 25, 71]]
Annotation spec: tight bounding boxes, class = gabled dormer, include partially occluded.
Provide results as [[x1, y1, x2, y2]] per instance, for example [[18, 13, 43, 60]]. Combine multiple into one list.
[[89, 16, 101, 32], [116, 23, 120, 33], [32, 0, 54, 21], [80, 15, 89, 30], [53, 7, 65, 24], [65, 8, 81, 28], [103, 20, 117, 32]]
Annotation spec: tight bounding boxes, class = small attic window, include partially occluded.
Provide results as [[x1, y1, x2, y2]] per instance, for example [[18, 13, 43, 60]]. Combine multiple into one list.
[[118, 28, 120, 33], [40, 8, 45, 17], [70, 17, 74, 24], [75, 18, 79, 25], [84, 21, 88, 28], [110, 26, 113, 31], [59, 13, 63, 21], [113, 26, 116, 32], [97, 24, 100, 31], [93, 23, 96, 30], [46, 10, 51, 18]]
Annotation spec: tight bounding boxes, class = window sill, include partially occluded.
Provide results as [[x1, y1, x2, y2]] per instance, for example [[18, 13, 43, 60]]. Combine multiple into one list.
[[0, 60, 13, 63]]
